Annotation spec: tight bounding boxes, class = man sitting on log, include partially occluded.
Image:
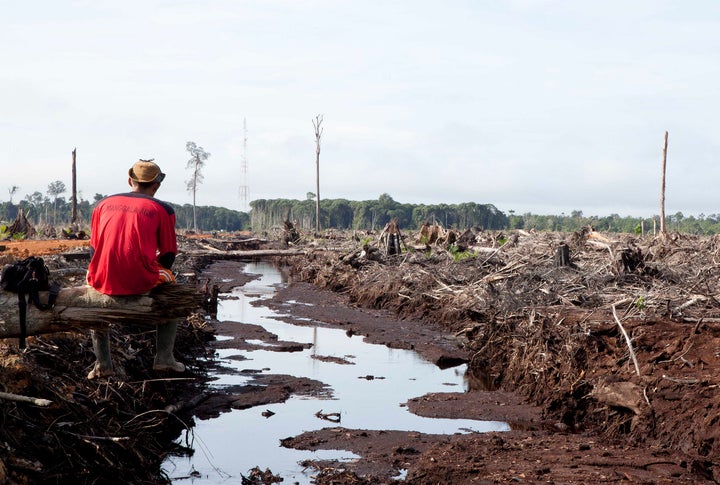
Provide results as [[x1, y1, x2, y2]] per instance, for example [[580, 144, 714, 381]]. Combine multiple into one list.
[[85, 159, 185, 379]]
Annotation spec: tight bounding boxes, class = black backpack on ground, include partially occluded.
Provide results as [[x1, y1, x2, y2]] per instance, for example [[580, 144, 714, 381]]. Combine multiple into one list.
[[0, 257, 60, 348]]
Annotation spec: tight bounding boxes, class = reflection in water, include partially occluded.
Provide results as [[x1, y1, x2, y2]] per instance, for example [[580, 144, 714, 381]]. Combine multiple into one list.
[[464, 366, 497, 392], [166, 262, 509, 484]]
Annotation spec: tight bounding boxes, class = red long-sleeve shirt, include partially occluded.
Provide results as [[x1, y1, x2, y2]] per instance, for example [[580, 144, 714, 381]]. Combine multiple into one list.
[[86, 192, 178, 295]]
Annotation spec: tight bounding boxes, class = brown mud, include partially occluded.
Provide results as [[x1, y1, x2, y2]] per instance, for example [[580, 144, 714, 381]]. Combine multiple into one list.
[[270, 230, 720, 484], [251, 275, 710, 484], [2, 229, 720, 484]]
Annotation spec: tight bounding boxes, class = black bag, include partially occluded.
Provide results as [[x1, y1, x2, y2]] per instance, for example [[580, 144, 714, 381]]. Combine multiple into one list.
[[0, 257, 59, 348]]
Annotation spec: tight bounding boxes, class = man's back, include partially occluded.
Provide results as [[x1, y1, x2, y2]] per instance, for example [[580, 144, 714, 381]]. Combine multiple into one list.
[[87, 192, 177, 295]]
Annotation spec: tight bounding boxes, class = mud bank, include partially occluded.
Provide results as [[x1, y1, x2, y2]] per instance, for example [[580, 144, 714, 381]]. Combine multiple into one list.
[[255, 276, 706, 484], [3, 229, 720, 484], [270, 230, 720, 484]]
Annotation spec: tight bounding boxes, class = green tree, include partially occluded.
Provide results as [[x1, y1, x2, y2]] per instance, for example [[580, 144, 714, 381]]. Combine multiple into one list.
[[22, 191, 44, 225], [185, 141, 211, 233], [326, 199, 353, 229], [47, 180, 66, 226]]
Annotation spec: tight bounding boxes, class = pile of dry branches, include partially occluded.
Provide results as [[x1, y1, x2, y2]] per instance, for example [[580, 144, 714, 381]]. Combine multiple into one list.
[[296, 227, 720, 325], [0, 314, 213, 483], [288, 227, 720, 436]]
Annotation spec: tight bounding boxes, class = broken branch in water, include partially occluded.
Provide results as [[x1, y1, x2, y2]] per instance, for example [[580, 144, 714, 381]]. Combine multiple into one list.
[[315, 410, 341, 422], [164, 392, 209, 414]]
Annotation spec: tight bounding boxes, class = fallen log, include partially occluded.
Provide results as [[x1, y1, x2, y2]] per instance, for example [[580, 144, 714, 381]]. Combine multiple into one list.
[[184, 248, 309, 259], [587, 230, 617, 245], [0, 284, 202, 340]]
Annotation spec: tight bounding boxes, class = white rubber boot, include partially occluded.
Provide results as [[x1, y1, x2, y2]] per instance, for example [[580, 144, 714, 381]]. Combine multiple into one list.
[[153, 321, 186, 372]]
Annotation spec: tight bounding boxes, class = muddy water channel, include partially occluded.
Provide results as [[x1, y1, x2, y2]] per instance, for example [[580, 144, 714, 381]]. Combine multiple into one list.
[[166, 262, 509, 483]]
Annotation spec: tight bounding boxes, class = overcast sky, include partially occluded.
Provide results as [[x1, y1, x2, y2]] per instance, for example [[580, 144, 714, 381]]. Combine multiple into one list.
[[2, 1, 719, 218]]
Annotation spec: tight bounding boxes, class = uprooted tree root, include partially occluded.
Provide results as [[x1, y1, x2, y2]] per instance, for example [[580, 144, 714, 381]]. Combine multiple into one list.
[[285, 229, 720, 476]]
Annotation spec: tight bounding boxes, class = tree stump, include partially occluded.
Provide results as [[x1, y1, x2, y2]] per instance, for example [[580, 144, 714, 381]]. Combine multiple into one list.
[[555, 243, 572, 267], [284, 220, 301, 245]]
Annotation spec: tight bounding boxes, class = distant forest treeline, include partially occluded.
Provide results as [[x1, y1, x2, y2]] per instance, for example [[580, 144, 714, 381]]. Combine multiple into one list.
[[249, 194, 508, 232], [0, 193, 249, 233], [1, 191, 719, 235], [249, 195, 715, 235]]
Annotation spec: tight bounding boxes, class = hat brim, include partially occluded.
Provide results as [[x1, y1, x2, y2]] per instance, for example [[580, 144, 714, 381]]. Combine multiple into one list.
[[129, 168, 165, 183]]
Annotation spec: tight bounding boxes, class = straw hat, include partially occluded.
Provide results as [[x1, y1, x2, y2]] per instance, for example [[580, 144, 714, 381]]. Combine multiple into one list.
[[128, 159, 166, 183]]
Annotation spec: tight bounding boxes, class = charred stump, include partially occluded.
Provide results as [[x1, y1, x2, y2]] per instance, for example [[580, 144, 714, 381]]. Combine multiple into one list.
[[555, 243, 572, 267], [7, 208, 36, 238], [202, 278, 220, 317], [618, 246, 645, 274], [379, 218, 404, 256], [284, 219, 301, 245]]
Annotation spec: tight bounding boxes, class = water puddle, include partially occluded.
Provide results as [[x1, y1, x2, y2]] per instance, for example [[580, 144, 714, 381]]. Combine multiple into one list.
[[166, 262, 509, 483]]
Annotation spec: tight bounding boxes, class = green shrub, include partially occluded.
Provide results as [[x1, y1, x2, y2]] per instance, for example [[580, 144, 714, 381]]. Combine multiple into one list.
[[449, 244, 475, 262]]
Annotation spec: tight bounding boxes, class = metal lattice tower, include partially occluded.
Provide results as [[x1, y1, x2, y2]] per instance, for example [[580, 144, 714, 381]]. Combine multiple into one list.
[[238, 118, 249, 211]]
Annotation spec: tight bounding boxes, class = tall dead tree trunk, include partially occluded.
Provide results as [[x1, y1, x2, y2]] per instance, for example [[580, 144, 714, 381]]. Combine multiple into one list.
[[660, 131, 668, 235], [192, 153, 199, 233], [313, 114, 323, 234], [71, 148, 78, 225]]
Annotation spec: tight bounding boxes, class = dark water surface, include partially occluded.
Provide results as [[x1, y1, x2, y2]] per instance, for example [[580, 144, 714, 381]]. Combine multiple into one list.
[[165, 262, 508, 483]]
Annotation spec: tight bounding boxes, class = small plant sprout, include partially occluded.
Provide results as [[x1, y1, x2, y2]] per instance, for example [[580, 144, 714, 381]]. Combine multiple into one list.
[[635, 295, 647, 311]]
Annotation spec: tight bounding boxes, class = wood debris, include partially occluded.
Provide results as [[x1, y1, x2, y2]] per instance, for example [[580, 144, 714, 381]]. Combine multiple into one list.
[[284, 226, 720, 460], [315, 410, 341, 422]]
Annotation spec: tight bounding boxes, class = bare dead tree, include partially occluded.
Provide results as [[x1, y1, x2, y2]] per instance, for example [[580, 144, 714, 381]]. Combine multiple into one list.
[[660, 131, 668, 235], [7, 185, 18, 204], [71, 148, 78, 225], [313, 114, 323, 234], [185, 141, 211, 233]]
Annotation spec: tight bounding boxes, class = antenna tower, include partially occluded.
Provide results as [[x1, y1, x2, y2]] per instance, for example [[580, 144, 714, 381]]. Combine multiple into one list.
[[238, 118, 249, 211]]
